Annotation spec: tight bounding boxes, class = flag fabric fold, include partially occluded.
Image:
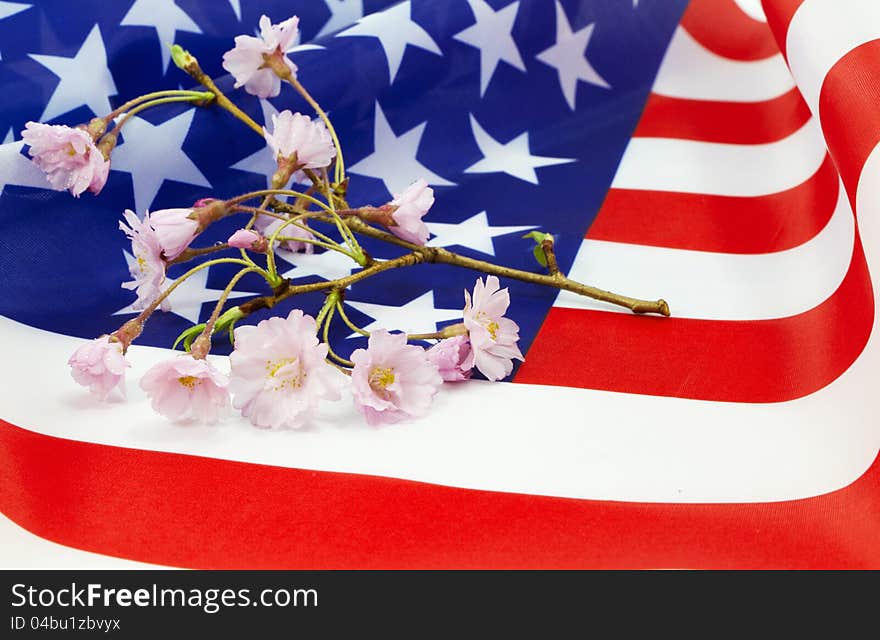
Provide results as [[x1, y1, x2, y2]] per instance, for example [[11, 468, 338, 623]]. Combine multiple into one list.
[[0, 0, 878, 568]]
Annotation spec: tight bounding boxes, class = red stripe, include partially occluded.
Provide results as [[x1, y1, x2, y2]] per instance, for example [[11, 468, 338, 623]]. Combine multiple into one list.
[[633, 89, 810, 145], [817, 39, 880, 203], [1, 418, 878, 569], [681, 0, 779, 61], [761, 0, 807, 59], [589, 154, 838, 253], [515, 235, 872, 403]]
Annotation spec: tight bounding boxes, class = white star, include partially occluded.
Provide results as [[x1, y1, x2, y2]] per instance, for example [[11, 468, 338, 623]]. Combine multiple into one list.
[[114, 252, 261, 324], [30, 25, 117, 121], [0, 128, 51, 193], [426, 211, 535, 257], [337, 2, 441, 83], [453, 0, 525, 96], [349, 102, 454, 197], [465, 115, 574, 184], [278, 249, 357, 282], [290, 43, 325, 54], [111, 110, 211, 213], [228, 0, 241, 21], [0, 1, 29, 20], [120, 0, 202, 72], [317, 0, 363, 38], [536, 2, 610, 110], [343, 290, 461, 338]]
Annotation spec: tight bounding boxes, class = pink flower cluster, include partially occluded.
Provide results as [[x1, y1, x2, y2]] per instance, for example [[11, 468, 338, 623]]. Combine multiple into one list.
[[69, 277, 524, 427], [388, 179, 434, 245], [464, 275, 524, 381], [141, 357, 229, 423], [60, 12, 530, 431], [222, 15, 299, 98], [21, 122, 109, 197], [119, 208, 200, 311], [264, 110, 334, 170]]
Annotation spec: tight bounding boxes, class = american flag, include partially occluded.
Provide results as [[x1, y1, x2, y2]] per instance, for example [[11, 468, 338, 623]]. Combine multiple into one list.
[[0, 0, 877, 568]]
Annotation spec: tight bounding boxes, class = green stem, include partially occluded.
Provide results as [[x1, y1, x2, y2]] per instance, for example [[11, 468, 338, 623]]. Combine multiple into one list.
[[106, 90, 210, 121], [314, 290, 340, 329], [277, 236, 355, 255], [229, 189, 364, 263], [265, 214, 352, 277], [109, 94, 214, 136], [273, 218, 336, 246], [134, 257, 255, 324], [235, 204, 340, 246], [286, 76, 345, 185], [184, 62, 265, 137], [335, 301, 369, 337], [301, 171, 362, 260], [232, 206, 290, 223], [325, 358, 353, 375], [228, 189, 332, 213], [191, 267, 258, 358], [321, 305, 355, 367]]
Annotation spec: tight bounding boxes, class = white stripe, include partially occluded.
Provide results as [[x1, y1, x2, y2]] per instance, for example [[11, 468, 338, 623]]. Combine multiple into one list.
[[1, 239, 877, 508], [556, 182, 853, 320], [611, 118, 827, 196], [0, 513, 165, 569], [732, 0, 766, 22], [651, 27, 793, 102], [786, 0, 880, 114]]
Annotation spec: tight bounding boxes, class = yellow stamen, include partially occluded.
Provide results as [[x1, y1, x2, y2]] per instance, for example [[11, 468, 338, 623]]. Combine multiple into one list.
[[369, 367, 395, 393], [178, 375, 200, 389], [485, 321, 499, 341], [265, 358, 306, 391]]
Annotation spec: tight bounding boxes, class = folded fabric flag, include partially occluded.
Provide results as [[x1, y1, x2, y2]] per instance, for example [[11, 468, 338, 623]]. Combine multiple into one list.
[[0, 0, 878, 568]]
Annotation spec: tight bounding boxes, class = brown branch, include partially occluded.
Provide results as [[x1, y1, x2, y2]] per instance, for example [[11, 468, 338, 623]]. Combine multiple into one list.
[[339, 217, 670, 316], [168, 243, 230, 265]]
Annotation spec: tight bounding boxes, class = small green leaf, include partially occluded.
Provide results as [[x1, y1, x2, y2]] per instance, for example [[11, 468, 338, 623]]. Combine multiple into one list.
[[172, 323, 205, 352], [169, 44, 196, 71], [522, 231, 554, 268], [533, 244, 547, 268], [183, 329, 201, 352]]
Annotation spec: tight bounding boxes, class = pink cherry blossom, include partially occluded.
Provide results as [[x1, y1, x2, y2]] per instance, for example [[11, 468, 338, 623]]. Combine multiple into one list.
[[68, 336, 129, 400], [254, 214, 315, 254], [350, 330, 442, 426], [426, 335, 474, 382], [140, 357, 230, 424], [264, 110, 334, 169], [119, 209, 169, 312], [221, 15, 299, 98], [21, 122, 110, 196], [228, 228, 262, 249], [388, 179, 434, 245], [229, 309, 341, 429], [463, 276, 524, 381], [149, 208, 199, 260]]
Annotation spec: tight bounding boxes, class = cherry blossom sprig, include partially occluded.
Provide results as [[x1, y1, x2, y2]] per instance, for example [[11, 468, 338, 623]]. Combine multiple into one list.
[[51, 13, 671, 429], [20, 89, 214, 197]]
